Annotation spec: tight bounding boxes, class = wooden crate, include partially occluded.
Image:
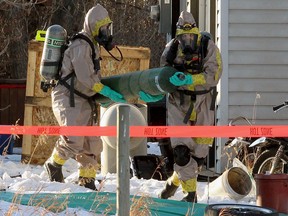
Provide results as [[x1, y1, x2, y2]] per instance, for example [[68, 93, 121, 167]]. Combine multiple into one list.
[[22, 40, 150, 165]]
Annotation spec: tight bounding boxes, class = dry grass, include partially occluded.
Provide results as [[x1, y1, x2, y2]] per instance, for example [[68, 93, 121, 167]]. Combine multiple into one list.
[[3, 191, 103, 215], [222, 140, 256, 173], [130, 192, 198, 216], [0, 187, 201, 215], [130, 194, 153, 216], [218, 207, 234, 216]]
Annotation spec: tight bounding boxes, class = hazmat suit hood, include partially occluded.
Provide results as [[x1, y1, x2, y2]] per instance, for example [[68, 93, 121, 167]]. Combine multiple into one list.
[[176, 11, 199, 36], [83, 4, 112, 44], [176, 11, 200, 60]]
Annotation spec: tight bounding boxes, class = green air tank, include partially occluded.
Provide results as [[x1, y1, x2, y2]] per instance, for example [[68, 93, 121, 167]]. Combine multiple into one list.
[[95, 66, 179, 103]]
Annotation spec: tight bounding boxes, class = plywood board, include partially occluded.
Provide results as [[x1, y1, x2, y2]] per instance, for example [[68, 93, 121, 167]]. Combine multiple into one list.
[[22, 105, 58, 164], [26, 41, 51, 98]]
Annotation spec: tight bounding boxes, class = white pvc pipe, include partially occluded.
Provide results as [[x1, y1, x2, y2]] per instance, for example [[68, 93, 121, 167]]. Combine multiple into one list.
[[179, 0, 187, 12], [100, 103, 147, 175], [199, 0, 211, 32], [117, 105, 130, 216]]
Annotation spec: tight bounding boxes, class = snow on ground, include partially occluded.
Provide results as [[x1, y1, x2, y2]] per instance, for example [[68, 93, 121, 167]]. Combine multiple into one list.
[[0, 144, 257, 215]]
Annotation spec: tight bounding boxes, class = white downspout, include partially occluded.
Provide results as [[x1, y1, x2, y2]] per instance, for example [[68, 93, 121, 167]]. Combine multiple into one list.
[[216, 0, 229, 173], [199, 0, 210, 32], [179, 0, 187, 12]]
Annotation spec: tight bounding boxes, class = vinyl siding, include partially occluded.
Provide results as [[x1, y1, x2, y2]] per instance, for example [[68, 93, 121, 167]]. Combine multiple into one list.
[[216, 0, 288, 172], [226, 0, 288, 125]]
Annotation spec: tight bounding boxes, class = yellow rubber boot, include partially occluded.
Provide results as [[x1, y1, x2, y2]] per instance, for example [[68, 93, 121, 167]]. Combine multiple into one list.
[[44, 152, 66, 183], [78, 167, 97, 190], [160, 172, 180, 199], [180, 177, 197, 202]]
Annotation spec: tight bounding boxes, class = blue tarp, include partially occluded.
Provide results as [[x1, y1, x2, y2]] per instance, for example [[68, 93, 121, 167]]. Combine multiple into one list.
[[0, 191, 207, 215]]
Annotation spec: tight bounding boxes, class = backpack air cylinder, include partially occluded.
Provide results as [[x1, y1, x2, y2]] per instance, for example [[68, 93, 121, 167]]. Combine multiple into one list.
[[40, 25, 67, 81]]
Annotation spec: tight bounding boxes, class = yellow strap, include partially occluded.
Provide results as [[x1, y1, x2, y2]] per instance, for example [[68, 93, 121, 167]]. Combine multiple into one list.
[[79, 167, 97, 178], [176, 27, 200, 36], [189, 109, 197, 121], [181, 177, 197, 192], [187, 74, 206, 91], [215, 50, 222, 81], [194, 137, 214, 145], [52, 152, 66, 166], [169, 171, 181, 187], [92, 82, 104, 93], [93, 17, 112, 37]]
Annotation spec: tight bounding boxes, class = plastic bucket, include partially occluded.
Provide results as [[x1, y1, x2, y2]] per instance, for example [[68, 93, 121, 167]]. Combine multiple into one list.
[[208, 167, 252, 200], [0, 134, 14, 155], [255, 174, 288, 214]]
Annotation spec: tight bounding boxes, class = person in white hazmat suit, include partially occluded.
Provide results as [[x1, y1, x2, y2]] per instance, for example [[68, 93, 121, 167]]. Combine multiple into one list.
[[44, 4, 126, 190], [141, 11, 223, 202], [160, 11, 223, 202]]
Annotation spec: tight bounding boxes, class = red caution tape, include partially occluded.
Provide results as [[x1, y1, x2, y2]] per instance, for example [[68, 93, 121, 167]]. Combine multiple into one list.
[[133, 125, 277, 137], [0, 125, 287, 137], [0, 125, 116, 136]]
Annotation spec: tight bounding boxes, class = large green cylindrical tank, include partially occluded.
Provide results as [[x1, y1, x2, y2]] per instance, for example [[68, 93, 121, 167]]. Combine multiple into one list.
[[95, 66, 178, 103]]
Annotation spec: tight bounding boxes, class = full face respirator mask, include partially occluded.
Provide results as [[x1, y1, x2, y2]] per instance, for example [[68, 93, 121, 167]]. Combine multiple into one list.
[[177, 33, 198, 61], [95, 24, 114, 51], [176, 24, 198, 61]]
